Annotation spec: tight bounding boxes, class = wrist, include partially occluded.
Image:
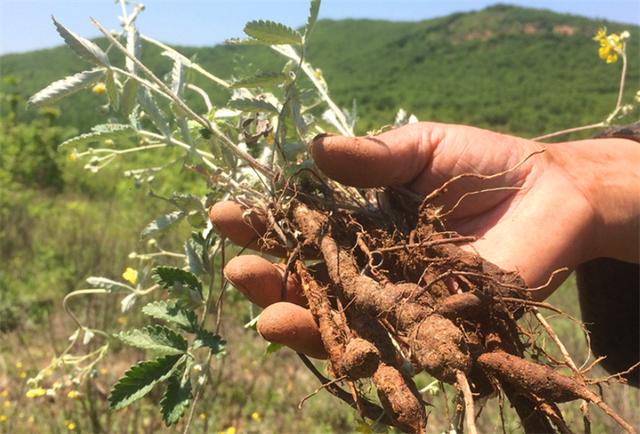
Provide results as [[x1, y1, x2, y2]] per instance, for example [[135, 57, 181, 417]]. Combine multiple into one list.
[[552, 137, 640, 263]]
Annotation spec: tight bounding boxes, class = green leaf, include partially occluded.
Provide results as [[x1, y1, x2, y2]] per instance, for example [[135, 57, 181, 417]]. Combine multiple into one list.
[[125, 28, 141, 74], [142, 300, 198, 332], [105, 70, 119, 110], [120, 78, 139, 118], [141, 211, 185, 239], [306, 0, 321, 37], [266, 342, 284, 355], [27, 68, 105, 108], [184, 238, 206, 276], [193, 329, 225, 353], [153, 267, 202, 295], [108, 354, 182, 410], [138, 87, 171, 138], [231, 72, 288, 89], [59, 124, 135, 149], [228, 98, 279, 114], [115, 325, 188, 355], [225, 37, 265, 46], [244, 20, 303, 46], [161, 370, 192, 426], [52, 16, 110, 67]]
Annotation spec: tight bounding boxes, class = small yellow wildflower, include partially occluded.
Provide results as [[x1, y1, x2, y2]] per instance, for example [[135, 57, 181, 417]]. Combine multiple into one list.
[[251, 411, 261, 422], [99, 367, 108, 375], [593, 27, 625, 64], [68, 151, 78, 162], [25, 388, 46, 398], [27, 415, 34, 424], [0, 390, 8, 398], [19, 371, 27, 379], [198, 412, 207, 421], [66, 420, 77, 431], [3, 401, 11, 409], [104, 139, 114, 146], [67, 390, 80, 399], [0, 415, 7, 423], [122, 267, 138, 285], [226, 427, 237, 434], [92, 82, 107, 94], [15, 361, 23, 370]]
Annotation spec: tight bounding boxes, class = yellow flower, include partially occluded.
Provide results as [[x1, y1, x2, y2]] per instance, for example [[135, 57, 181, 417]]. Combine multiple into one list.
[[122, 267, 138, 285], [251, 411, 261, 422], [68, 151, 78, 162], [92, 82, 106, 95], [15, 361, 23, 370], [19, 371, 27, 379], [3, 401, 11, 409], [226, 427, 236, 434], [25, 388, 46, 398], [594, 27, 624, 64], [0, 390, 8, 398], [0, 415, 7, 423], [67, 390, 80, 399], [198, 412, 207, 421], [66, 420, 77, 431]]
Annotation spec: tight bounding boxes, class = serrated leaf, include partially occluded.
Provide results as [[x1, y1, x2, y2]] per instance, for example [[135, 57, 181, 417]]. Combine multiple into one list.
[[142, 300, 198, 332], [225, 37, 265, 46], [306, 0, 321, 37], [244, 20, 302, 46], [228, 98, 279, 114], [59, 124, 135, 149], [170, 193, 204, 213], [120, 78, 139, 117], [138, 87, 171, 137], [153, 267, 202, 295], [161, 369, 192, 426], [115, 325, 188, 355], [193, 329, 225, 353], [168, 54, 185, 97], [27, 68, 105, 108], [52, 16, 110, 67], [105, 70, 119, 110], [86, 276, 133, 291], [108, 355, 182, 410], [141, 211, 185, 239], [231, 72, 287, 89], [184, 238, 206, 276], [126, 28, 141, 74]]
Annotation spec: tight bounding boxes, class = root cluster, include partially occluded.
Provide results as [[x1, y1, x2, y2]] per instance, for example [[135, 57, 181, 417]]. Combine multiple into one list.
[[243, 187, 636, 434]]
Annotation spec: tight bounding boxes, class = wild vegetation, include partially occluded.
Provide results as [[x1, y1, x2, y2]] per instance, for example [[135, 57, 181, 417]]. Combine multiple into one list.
[[0, 2, 638, 433]]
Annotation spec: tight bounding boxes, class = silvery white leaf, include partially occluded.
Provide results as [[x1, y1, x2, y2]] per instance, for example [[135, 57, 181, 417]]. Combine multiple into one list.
[[120, 292, 137, 313], [27, 69, 105, 108]]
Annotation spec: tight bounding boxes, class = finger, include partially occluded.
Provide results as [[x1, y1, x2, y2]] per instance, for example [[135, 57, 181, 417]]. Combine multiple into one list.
[[257, 302, 328, 359], [310, 123, 437, 188], [224, 255, 307, 308], [209, 200, 285, 256]]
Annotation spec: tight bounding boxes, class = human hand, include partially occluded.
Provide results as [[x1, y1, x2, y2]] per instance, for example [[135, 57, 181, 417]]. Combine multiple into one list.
[[210, 122, 640, 358]]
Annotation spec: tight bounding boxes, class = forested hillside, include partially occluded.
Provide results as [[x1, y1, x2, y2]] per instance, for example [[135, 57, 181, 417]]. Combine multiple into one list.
[[1, 4, 638, 136]]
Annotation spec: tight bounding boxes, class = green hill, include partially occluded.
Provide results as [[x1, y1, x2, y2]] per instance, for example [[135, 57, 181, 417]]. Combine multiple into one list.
[[1, 4, 638, 137]]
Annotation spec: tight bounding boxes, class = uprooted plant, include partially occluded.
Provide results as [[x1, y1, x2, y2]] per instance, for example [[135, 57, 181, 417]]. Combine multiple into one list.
[[26, 0, 639, 432]]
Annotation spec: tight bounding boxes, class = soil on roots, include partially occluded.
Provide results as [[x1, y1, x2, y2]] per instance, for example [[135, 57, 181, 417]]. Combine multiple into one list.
[[246, 187, 636, 434]]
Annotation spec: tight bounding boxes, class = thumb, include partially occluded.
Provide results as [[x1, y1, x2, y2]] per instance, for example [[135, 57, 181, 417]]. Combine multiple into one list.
[[311, 122, 439, 188]]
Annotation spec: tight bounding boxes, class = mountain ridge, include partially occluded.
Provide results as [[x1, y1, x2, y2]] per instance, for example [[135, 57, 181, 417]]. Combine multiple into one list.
[[1, 4, 638, 136]]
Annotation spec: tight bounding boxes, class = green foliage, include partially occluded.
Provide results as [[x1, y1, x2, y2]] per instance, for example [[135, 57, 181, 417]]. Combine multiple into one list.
[[108, 354, 183, 410], [152, 266, 202, 296], [115, 325, 188, 355], [141, 299, 199, 331], [243, 20, 303, 46], [161, 370, 193, 425]]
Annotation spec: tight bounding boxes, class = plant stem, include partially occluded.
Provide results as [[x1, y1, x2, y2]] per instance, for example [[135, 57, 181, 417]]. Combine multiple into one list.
[[91, 18, 274, 179], [532, 122, 605, 141]]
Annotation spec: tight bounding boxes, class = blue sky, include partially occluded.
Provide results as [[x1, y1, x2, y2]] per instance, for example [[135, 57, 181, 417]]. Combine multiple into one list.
[[1, 0, 639, 55]]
